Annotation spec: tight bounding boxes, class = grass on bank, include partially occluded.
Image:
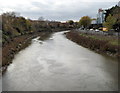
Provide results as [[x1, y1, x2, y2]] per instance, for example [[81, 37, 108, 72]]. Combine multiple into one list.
[[66, 31, 120, 57], [79, 33, 119, 46]]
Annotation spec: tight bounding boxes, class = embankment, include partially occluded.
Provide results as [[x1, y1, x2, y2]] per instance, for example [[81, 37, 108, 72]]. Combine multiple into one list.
[[1, 32, 52, 74], [65, 31, 120, 58]]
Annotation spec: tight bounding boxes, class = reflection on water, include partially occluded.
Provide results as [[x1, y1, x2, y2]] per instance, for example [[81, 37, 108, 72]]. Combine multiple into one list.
[[2, 31, 118, 91]]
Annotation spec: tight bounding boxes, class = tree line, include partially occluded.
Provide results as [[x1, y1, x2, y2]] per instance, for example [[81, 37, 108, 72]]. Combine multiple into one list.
[[104, 5, 120, 31], [2, 12, 32, 46], [1, 12, 76, 46], [1, 4, 119, 46], [78, 5, 120, 31]]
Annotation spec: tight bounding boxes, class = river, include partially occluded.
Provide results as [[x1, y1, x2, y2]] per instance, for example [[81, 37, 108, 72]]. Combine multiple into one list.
[[2, 31, 118, 91]]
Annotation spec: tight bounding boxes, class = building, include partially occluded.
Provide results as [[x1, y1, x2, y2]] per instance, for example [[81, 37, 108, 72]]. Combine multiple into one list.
[[96, 8, 106, 24], [118, 1, 120, 7], [91, 19, 96, 24]]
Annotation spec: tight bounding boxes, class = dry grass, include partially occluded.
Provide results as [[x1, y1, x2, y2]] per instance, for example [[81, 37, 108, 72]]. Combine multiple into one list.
[[66, 31, 120, 58]]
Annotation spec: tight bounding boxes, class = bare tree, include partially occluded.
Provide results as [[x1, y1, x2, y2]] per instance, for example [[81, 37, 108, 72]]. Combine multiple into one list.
[[38, 16, 44, 21]]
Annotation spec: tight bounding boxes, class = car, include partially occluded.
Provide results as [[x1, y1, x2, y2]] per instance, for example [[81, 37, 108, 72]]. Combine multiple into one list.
[[95, 29, 99, 32], [90, 29, 93, 31]]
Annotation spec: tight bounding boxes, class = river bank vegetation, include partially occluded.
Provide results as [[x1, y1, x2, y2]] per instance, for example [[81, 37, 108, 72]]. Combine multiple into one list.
[[65, 31, 120, 58], [1, 12, 74, 74], [2, 12, 73, 47], [2, 32, 52, 74]]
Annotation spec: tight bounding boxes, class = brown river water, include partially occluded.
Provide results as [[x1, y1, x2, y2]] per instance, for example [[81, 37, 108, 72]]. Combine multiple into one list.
[[1, 31, 118, 91]]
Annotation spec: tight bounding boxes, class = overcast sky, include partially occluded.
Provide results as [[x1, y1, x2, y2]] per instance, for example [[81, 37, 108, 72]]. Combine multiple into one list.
[[0, 0, 119, 21]]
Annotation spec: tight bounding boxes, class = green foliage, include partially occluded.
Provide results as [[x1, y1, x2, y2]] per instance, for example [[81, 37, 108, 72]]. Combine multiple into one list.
[[105, 5, 120, 31], [79, 16, 91, 28], [105, 5, 120, 21], [2, 12, 33, 45], [1, 12, 72, 46], [103, 14, 117, 30], [67, 20, 74, 25]]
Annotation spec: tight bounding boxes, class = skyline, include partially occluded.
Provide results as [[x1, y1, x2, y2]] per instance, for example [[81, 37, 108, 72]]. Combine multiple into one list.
[[0, 0, 119, 21]]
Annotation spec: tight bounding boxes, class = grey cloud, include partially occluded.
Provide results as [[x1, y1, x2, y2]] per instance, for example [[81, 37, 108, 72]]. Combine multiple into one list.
[[10, 1, 118, 21]]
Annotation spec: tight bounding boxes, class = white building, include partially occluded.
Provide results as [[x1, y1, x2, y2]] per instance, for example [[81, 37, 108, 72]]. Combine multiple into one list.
[[91, 20, 96, 24], [118, 1, 120, 7], [96, 8, 106, 24]]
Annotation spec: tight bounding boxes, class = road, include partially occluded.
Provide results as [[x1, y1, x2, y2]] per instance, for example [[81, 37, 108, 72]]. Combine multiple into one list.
[[2, 31, 118, 91], [76, 29, 119, 36]]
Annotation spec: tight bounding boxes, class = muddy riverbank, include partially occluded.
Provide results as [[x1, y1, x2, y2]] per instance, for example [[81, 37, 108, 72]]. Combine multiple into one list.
[[65, 31, 120, 59], [1, 32, 52, 74]]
